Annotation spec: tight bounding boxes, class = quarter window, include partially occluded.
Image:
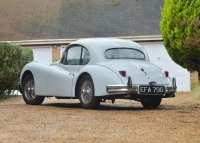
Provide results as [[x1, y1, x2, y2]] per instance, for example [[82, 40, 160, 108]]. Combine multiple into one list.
[[81, 48, 90, 65]]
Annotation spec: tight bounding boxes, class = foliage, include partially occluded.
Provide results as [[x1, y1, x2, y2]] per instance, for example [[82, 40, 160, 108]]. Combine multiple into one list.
[[160, 0, 200, 76], [0, 42, 33, 98], [20, 48, 33, 69]]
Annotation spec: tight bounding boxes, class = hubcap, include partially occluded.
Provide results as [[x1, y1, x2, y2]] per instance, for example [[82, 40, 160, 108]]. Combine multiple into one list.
[[81, 80, 93, 104], [24, 80, 36, 100]]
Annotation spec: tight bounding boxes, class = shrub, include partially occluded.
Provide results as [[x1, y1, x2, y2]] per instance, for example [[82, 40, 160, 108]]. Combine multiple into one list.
[[0, 42, 33, 98], [20, 47, 33, 69], [160, 0, 200, 77]]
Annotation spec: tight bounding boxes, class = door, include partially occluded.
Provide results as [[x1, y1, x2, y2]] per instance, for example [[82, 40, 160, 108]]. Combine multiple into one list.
[[32, 47, 52, 65], [42, 45, 83, 97], [56, 45, 91, 97]]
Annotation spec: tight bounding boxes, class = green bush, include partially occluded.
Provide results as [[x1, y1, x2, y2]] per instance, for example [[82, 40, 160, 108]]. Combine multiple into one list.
[[20, 47, 34, 69], [0, 42, 33, 98], [160, 0, 200, 76]]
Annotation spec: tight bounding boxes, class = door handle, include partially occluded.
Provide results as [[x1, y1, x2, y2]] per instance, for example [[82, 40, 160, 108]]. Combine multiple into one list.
[[69, 73, 75, 76]]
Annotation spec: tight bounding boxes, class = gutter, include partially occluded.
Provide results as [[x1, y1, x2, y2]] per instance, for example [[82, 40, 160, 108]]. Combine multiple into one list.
[[1, 35, 163, 47]]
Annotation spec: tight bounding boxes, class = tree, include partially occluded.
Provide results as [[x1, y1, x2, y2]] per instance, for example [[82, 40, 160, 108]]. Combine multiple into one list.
[[160, 0, 200, 79]]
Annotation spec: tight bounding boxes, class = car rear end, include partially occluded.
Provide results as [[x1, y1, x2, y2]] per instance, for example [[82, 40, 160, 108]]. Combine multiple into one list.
[[100, 60, 176, 98]]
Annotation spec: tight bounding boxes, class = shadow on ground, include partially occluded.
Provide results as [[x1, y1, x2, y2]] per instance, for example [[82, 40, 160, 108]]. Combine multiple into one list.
[[41, 102, 169, 111]]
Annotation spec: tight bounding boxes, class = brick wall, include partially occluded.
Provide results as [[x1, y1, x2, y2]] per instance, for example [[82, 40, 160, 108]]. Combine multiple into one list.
[[52, 46, 61, 62], [190, 71, 199, 85]]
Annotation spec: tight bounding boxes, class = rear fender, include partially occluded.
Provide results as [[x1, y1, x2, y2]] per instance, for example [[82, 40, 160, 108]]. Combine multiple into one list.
[[74, 65, 126, 96]]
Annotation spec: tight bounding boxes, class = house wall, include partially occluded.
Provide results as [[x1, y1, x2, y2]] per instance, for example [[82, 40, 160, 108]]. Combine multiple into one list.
[[52, 46, 60, 62], [190, 71, 199, 85]]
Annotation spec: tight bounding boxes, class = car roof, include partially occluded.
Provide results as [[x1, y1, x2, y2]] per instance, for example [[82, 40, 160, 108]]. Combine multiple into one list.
[[70, 38, 142, 51], [69, 38, 149, 63]]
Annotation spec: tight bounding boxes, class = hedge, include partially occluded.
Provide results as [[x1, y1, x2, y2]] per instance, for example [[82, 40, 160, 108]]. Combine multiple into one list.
[[0, 42, 33, 98]]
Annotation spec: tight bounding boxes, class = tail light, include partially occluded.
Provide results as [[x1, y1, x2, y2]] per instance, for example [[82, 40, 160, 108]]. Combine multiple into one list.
[[119, 70, 126, 77], [164, 71, 169, 77]]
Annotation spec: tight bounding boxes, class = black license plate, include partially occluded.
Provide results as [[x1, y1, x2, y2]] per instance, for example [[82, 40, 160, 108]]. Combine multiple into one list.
[[139, 86, 165, 94]]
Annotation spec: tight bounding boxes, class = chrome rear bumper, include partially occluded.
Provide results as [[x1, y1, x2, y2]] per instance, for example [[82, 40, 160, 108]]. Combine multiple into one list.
[[106, 77, 177, 96], [106, 85, 138, 93]]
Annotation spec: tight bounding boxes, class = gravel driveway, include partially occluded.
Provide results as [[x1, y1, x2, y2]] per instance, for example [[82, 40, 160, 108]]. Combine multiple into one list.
[[0, 93, 200, 143]]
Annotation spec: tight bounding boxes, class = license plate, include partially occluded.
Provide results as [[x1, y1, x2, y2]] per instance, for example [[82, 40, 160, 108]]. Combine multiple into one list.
[[139, 86, 165, 94]]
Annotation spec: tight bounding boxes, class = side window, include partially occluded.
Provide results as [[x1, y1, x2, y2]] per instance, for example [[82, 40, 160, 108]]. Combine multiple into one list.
[[81, 48, 90, 65], [60, 45, 90, 65], [63, 46, 82, 65]]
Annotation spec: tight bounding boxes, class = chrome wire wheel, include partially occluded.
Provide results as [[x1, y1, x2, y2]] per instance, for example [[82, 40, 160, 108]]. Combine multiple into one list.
[[80, 80, 93, 104], [24, 79, 36, 101], [22, 74, 44, 105], [79, 75, 100, 109]]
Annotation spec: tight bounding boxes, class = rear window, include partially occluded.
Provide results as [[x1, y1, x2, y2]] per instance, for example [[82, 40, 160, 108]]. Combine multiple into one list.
[[105, 48, 145, 60]]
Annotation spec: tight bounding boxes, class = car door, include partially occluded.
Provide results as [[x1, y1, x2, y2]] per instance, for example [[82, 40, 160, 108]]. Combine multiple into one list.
[[45, 45, 90, 97], [59, 45, 84, 97], [43, 45, 83, 97]]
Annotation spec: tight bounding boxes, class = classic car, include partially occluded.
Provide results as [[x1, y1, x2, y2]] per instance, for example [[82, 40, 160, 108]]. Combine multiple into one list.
[[19, 38, 176, 109]]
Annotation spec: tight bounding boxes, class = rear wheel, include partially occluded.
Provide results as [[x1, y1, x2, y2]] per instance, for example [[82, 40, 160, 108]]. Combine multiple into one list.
[[141, 97, 162, 109], [22, 74, 45, 105], [79, 75, 100, 109]]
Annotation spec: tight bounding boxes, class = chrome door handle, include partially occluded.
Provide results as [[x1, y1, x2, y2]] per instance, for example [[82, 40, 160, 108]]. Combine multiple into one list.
[[69, 73, 75, 76]]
